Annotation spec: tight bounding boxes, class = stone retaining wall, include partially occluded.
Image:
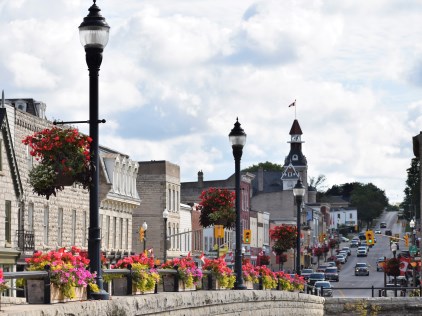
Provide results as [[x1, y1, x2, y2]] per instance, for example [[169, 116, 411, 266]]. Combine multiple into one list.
[[0, 291, 324, 316]]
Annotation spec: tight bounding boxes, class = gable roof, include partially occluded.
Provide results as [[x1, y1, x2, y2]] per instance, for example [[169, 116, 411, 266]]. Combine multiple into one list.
[[0, 108, 23, 198], [280, 162, 300, 180]]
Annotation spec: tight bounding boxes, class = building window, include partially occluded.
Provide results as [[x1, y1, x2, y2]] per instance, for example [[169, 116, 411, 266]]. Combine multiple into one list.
[[71, 210, 77, 245], [168, 188, 171, 210], [82, 211, 87, 247], [350, 213, 353, 219], [125, 218, 129, 249], [58, 208, 63, 246], [5, 201, 11, 243], [28, 202, 34, 231], [119, 218, 123, 249], [26, 145, 33, 169], [105, 216, 110, 248], [113, 217, 117, 249], [43, 206, 49, 245]]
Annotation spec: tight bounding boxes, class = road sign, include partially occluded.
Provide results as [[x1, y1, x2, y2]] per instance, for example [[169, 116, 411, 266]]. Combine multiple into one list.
[[410, 245, 418, 256]]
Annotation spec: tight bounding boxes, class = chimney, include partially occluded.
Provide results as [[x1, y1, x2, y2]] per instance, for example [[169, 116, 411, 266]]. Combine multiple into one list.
[[198, 170, 203, 188], [258, 167, 264, 192]]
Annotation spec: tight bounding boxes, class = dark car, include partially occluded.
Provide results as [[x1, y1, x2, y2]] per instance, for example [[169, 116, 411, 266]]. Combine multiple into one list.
[[380, 222, 387, 228], [324, 267, 339, 282], [300, 269, 313, 281], [385, 229, 392, 236], [308, 272, 325, 286], [355, 263, 370, 276], [313, 281, 333, 297], [376, 257, 386, 271]]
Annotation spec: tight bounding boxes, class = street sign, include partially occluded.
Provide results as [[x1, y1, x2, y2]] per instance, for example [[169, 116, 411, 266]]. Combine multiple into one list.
[[410, 245, 418, 256]]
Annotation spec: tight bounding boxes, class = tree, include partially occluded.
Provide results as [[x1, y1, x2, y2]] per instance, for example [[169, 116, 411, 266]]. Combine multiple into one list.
[[350, 183, 389, 229], [400, 158, 420, 221], [243, 161, 284, 172], [309, 174, 327, 201]]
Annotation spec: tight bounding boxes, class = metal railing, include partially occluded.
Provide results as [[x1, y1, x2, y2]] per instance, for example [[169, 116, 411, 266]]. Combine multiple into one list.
[[15, 230, 35, 251], [313, 285, 422, 297]]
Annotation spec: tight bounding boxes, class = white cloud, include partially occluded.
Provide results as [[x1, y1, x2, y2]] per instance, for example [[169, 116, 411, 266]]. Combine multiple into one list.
[[2, 0, 421, 204]]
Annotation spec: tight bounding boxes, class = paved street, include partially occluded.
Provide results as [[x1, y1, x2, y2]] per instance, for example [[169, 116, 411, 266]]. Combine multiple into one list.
[[331, 211, 404, 297]]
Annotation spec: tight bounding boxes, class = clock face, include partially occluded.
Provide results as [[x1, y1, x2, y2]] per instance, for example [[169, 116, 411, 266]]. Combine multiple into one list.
[[292, 135, 301, 142]]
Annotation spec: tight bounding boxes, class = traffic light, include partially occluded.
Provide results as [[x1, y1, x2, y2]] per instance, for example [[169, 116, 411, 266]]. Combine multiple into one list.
[[365, 230, 374, 245], [139, 228, 145, 241], [243, 229, 251, 244], [404, 234, 409, 247], [214, 225, 224, 238]]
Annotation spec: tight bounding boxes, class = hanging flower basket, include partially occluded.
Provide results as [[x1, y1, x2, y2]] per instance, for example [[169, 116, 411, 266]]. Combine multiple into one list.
[[23, 128, 93, 199], [198, 188, 236, 228]]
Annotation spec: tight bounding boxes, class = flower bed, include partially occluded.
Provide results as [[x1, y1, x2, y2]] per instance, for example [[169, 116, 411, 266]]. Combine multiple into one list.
[[255, 265, 277, 290], [202, 257, 235, 290], [109, 253, 159, 295], [160, 256, 202, 291], [25, 246, 98, 303], [242, 262, 259, 289]]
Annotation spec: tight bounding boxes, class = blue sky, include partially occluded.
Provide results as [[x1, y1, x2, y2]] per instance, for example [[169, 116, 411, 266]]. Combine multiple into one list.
[[2, 0, 422, 203]]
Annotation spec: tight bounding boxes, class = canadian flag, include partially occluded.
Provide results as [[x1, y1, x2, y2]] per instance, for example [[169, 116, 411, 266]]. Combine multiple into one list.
[[147, 248, 154, 258], [199, 252, 205, 264], [399, 256, 411, 276]]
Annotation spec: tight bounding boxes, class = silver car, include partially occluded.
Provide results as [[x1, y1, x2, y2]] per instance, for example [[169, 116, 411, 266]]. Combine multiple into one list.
[[314, 281, 333, 297]]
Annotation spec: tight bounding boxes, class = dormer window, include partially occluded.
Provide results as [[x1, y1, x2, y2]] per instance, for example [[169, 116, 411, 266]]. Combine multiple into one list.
[[15, 100, 27, 112], [292, 154, 298, 161]]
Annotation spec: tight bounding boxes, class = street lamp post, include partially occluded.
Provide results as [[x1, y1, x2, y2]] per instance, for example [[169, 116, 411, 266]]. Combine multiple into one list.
[[229, 118, 247, 290], [410, 219, 416, 287], [163, 209, 169, 262], [79, 0, 110, 300], [142, 221, 148, 252], [293, 179, 305, 274]]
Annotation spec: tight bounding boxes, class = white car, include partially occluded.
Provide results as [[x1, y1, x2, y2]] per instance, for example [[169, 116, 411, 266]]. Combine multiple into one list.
[[341, 236, 350, 242], [357, 247, 368, 257], [336, 254, 346, 264]]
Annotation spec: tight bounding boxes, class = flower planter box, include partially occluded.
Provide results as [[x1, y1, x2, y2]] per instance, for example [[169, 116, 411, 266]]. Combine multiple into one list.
[[54, 172, 75, 186], [162, 274, 196, 292], [112, 277, 155, 296], [244, 280, 254, 290], [26, 280, 87, 304], [202, 275, 230, 290]]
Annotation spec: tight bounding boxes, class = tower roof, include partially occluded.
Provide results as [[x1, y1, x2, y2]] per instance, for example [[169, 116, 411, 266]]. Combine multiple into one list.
[[289, 119, 303, 135]]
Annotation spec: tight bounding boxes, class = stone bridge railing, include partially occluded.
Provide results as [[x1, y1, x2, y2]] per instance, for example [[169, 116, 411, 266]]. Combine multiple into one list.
[[0, 291, 324, 316]]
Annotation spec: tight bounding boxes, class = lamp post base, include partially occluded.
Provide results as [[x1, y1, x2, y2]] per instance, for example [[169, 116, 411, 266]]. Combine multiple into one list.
[[89, 289, 109, 300], [234, 284, 247, 290]]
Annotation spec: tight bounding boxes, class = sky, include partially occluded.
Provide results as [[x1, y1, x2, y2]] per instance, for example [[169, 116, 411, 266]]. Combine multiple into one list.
[[1, 0, 422, 204]]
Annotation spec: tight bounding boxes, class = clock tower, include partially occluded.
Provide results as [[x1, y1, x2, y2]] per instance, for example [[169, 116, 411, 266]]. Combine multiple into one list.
[[283, 119, 308, 189]]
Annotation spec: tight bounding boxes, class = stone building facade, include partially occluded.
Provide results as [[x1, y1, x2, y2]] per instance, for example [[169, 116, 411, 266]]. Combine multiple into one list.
[[133, 160, 182, 260], [0, 99, 140, 279]]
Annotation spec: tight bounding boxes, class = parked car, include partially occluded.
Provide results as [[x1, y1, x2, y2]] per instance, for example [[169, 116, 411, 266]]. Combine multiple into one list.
[[313, 281, 333, 297], [355, 262, 370, 276], [326, 261, 337, 267], [300, 268, 313, 280], [357, 247, 367, 257], [341, 247, 351, 256], [308, 272, 325, 286], [350, 239, 360, 248], [375, 229, 381, 234], [376, 257, 386, 271], [338, 251, 348, 262], [341, 236, 350, 242], [336, 254, 346, 264], [316, 265, 330, 273], [324, 267, 339, 282]]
